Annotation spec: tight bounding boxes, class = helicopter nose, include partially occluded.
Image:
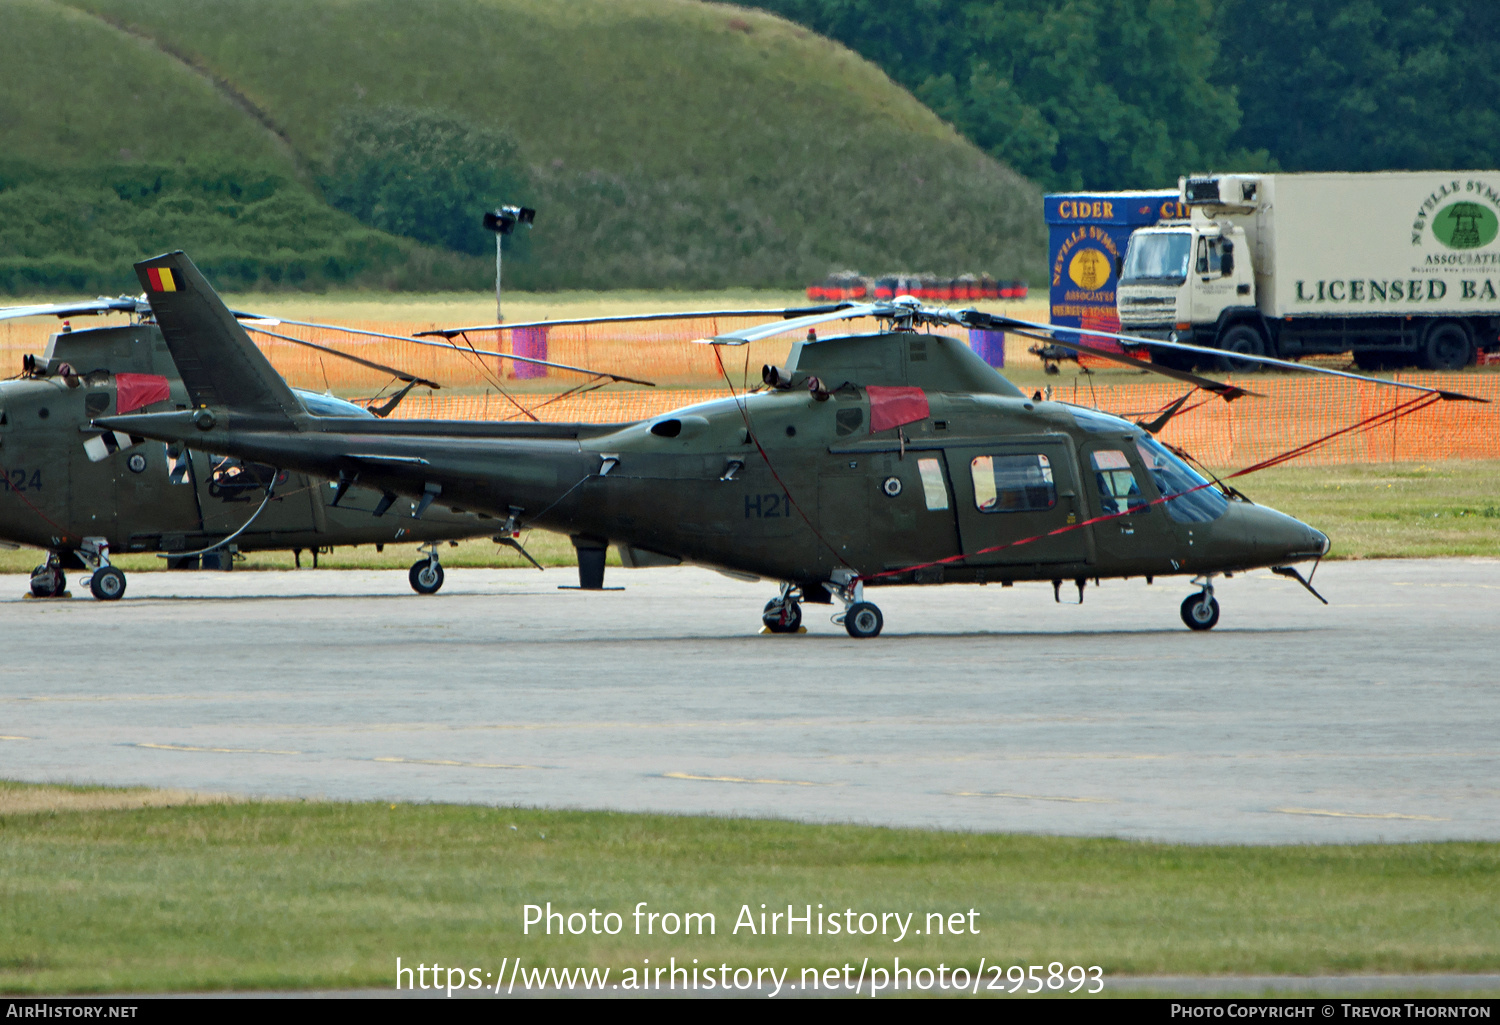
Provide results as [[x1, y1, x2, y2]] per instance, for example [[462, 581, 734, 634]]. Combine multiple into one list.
[[1232, 503, 1329, 563]]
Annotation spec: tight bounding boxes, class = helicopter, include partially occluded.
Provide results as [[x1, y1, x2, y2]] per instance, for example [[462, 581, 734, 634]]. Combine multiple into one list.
[[99, 251, 1482, 636], [0, 299, 564, 600]]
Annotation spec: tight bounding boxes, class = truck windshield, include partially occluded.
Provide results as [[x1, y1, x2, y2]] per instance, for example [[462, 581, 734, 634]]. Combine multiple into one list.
[[1121, 233, 1192, 285]]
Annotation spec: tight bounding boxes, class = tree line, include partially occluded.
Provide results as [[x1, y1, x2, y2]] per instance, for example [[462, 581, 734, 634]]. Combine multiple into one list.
[[738, 0, 1500, 191]]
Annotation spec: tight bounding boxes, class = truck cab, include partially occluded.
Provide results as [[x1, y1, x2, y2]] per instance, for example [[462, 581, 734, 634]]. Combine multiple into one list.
[[1117, 211, 1261, 371]]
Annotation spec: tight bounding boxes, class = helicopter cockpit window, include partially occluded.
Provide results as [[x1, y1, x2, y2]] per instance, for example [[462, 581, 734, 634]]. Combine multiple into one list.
[[970, 454, 1055, 513], [1070, 406, 1134, 434], [295, 390, 377, 418], [1134, 435, 1228, 523], [1090, 449, 1147, 516]]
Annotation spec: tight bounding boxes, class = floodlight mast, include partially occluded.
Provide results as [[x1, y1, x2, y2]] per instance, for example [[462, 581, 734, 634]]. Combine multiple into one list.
[[481, 205, 536, 323]]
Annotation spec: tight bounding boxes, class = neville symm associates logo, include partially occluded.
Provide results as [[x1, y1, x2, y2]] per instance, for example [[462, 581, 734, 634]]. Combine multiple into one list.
[[1412, 179, 1500, 252]]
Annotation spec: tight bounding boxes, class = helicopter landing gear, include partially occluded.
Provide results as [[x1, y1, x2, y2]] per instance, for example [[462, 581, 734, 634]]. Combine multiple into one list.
[[1180, 578, 1219, 631], [825, 569, 884, 639], [844, 602, 884, 639], [762, 584, 803, 633], [78, 537, 126, 601], [28, 555, 66, 598], [408, 543, 445, 595], [90, 566, 127, 601]]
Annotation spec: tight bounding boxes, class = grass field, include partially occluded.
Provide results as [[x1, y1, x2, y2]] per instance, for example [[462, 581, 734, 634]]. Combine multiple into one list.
[[3, 0, 1045, 292], [0, 781, 1495, 994]]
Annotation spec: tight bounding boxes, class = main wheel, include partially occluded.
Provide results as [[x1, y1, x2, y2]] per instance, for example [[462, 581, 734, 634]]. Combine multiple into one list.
[[1215, 324, 1269, 374], [1421, 323, 1473, 370], [29, 564, 64, 598], [89, 566, 126, 601], [1180, 593, 1220, 631], [844, 601, 884, 639], [762, 598, 802, 633], [409, 560, 444, 594]]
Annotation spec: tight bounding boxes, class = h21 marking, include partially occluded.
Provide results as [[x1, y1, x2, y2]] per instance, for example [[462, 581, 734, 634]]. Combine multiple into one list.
[[745, 493, 792, 518]]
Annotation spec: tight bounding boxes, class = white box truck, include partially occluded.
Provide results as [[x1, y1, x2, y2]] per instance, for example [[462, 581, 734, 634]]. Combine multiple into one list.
[[1115, 171, 1500, 370]]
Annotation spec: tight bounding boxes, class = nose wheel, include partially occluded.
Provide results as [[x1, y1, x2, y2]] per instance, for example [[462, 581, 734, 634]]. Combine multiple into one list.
[[1180, 581, 1220, 631], [409, 544, 445, 595], [78, 537, 126, 601], [822, 570, 885, 639], [843, 602, 884, 638], [89, 566, 127, 601]]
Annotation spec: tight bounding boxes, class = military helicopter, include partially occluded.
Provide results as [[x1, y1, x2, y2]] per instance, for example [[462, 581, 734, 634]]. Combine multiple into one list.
[[100, 252, 1482, 636], [0, 298, 589, 600]]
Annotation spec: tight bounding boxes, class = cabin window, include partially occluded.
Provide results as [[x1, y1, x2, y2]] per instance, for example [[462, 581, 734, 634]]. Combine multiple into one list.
[[916, 457, 949, 510], [1090, 449, 1147, 516], [970, 454, 1055, 513], [208, 457, 281, 500]]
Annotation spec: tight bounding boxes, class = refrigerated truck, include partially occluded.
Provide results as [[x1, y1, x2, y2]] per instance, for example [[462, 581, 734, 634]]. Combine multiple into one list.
[[1045, 190, 1186, 346], [1115, 172, 1500, 370]]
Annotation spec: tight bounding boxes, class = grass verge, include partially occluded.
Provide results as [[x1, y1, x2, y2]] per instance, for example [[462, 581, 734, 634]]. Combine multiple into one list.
[[0, 783, 1496, 993]]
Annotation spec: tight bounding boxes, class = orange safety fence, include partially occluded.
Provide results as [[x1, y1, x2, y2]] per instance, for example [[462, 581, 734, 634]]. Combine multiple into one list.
[[1046, 375, 1500, 468], [390, 389, 729, 425]]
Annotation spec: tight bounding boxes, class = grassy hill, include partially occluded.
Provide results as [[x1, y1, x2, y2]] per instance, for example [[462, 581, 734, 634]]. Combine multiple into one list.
[[2, 0, 1044, 292]]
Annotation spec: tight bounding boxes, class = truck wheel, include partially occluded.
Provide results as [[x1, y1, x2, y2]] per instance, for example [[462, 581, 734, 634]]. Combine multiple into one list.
[[1421, 323, 1473, 370], [1215, 325, 1269, 373]]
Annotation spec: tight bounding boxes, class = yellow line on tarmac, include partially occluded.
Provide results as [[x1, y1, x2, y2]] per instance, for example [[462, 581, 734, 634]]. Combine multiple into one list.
[[950, 790, 1115, 804], [133, 742, 302, 755], [1272, 807, 1450, 821], [0, 735, 33, 741], [662, 771, 841, 787], [372, 756, 543, 770]]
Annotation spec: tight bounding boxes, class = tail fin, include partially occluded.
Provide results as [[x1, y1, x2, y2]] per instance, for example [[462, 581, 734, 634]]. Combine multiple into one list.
[[135, 252, 301, 420]]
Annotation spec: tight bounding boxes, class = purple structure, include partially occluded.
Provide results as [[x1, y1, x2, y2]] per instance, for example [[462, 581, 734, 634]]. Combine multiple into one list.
[[510, 325, 549, 379], [967, 328, 1006, 368]]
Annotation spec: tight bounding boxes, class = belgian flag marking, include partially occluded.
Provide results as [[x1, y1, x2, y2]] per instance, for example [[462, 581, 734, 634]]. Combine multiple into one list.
[[83, 431, 144, 463], [146, 266, 182, 292]]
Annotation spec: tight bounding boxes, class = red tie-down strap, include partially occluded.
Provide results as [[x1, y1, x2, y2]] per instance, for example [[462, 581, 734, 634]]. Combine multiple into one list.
[[115, 373, 172, 414]]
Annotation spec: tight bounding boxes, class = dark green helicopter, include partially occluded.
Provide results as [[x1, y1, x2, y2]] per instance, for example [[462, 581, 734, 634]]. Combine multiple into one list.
[[101, 252, 1480, 635], [0, 299, 549, 600]]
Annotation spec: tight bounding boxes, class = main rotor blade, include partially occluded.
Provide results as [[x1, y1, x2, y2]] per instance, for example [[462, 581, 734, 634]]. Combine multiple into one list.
[[0, 297, 149, 321], [1001, 324, 1254, 400], [238, 315, 655, 387], [242, 326, 442, 390], [695, 303, 886, 345], [410, 303, 858, 339], [964, 311, 1489, 403]]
